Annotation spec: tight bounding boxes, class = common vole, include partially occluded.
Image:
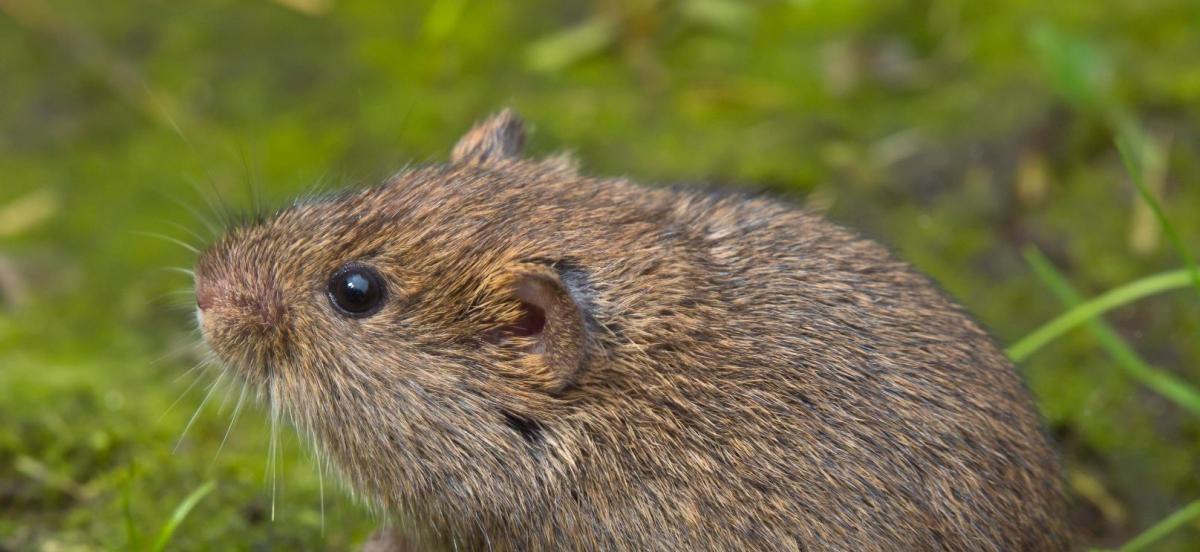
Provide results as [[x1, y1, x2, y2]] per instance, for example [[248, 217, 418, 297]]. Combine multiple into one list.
[[194, 110, 1070, 550]]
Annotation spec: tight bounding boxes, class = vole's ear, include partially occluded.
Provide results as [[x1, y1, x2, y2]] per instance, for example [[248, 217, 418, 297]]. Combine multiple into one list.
[[490, 263, 589, 394], [451, 109, 526, 166]]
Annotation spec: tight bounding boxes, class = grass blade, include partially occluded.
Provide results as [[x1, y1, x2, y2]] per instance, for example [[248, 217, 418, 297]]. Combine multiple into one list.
[[1007, 269, 1193, 361], [1023, 247, 1200, 417], [524, 16, 616, 72], [1117, 499, 1200, 552], [1027, 22, 1114, 112], [122, 463, 140, 551], [1115, 134, 1200, 299], [151, 480, 216, 552]]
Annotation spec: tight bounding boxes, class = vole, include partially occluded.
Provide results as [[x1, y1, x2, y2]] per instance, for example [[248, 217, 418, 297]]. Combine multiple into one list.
[[194, 110, 1070, 551]]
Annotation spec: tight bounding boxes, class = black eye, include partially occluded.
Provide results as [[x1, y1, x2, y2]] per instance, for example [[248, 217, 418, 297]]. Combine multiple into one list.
[[327, 263, 386, 317]]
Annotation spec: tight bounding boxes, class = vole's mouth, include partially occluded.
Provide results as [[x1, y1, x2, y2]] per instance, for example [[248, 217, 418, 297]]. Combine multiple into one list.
[[201, 344, 274, 389], [195, 299, 281, 387]]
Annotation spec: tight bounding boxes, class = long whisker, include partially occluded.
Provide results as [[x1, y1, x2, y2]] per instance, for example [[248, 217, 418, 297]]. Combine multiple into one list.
[[213, 383, 249, 462], [278, 424, 286, 523], [174, 371, 226, 453], [167, 221, 209, 248], [186, 174, 236, 231], [156, 291, 195, 304], [160, 303, 201, 315], [156, 291, 200, 314], [171, 352, 214, 385], [317, 440, 326, 534], [147, 339, 202, 368], [157, 288, 198, 300], [268, 377, 281, 522], [159, 187, 221, 238], [143, 83, 192, 147], [158, 359, 209, 421], [236, 140, 265, 223], [215, 375, 235, 414], [203, 172, 237, 229], [132, 231, 199, 254], [161, 266, 196, 278]]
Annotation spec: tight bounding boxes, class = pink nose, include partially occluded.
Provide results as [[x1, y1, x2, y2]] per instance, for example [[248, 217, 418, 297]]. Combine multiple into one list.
[[196, 281, 215, 311]]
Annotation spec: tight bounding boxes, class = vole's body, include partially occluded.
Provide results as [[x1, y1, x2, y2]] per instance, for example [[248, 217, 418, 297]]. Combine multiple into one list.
[[196, 111, 1069, 550]]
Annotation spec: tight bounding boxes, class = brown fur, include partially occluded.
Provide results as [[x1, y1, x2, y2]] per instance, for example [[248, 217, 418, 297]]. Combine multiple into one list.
[[195, 111, 1071, 550]]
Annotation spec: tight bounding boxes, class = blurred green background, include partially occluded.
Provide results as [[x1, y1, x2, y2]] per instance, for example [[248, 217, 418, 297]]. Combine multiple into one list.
[[2, 0, 1199, 550]]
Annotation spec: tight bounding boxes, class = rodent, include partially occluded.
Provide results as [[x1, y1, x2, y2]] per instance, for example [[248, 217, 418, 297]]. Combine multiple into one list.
[[194, 110, 1071, 550]]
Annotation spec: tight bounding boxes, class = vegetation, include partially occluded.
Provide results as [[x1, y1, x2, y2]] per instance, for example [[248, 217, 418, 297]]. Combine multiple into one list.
[[1, 0, 1198, 549]]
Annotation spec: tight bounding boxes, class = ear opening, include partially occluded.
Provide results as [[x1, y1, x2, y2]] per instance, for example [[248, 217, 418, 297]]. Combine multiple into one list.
[[451, 109, 526, 166], [508, 296, 547, 339], [492, 264, 589, 394]]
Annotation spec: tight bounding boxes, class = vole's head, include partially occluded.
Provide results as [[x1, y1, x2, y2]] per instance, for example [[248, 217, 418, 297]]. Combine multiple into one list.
[[193, 110, 609, 516]]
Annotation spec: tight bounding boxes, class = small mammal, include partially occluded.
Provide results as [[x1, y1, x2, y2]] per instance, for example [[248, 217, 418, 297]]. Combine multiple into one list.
[[195, 110, 1070, 550]]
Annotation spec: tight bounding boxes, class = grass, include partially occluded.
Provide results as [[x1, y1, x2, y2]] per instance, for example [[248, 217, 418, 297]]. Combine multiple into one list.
[[2, 0, 1199, 550], [1115, 135, 1200, 301], [1022, 248, 1200, 548], [149, 480, 215, 552], [1007, 269, 1197, 364], [1011, 130, 1200, 546], [1117, 499, 1200, 552]]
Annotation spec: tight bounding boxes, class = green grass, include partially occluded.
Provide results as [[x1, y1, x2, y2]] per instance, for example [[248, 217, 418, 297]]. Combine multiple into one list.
[[149, 480, 215, 552], [1013, 129, 1200, 546], [1115, 135, 1200, 301], [1022, 248, 1200, 548], [2, 0, 1199, 549], [1117, 499, 1200, 552], [1007, 269, 1197, 364]]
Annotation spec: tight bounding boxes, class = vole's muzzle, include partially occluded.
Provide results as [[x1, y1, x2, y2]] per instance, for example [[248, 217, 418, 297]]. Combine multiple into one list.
[[193, 259, 292, 371]]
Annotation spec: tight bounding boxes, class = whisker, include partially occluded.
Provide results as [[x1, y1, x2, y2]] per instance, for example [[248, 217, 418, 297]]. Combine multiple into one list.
[[213, 383, 248, 463], [151, 280, 197, 306], [161, 266, 196, 278], [167, 221, 209, 248], [152, 290, 198, 311], [144, 83, 192, 147], [215, 376, 235, 414], [133, 231, 199, 254], [316, 439, 326, 534], [236, 141, 265, 223], [174, 371, 226, 453], [268, 377, 281, 522], [158, 360, 209, 422], [185, 174, 236, 231], [147, 340, 202, 368], [204, 172, 238, 229], [159, 187, 221, 238], [160, 302, 200, 314], [299, 169, 335, 205], [140, 179, 216, 237], [278, 426, 286, 522], [171, 352, 215, 384]]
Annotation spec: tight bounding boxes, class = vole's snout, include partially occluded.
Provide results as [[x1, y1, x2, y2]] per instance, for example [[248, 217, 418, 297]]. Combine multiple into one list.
[[195, 279, 215, 312], [193, 264, 291, 350]]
